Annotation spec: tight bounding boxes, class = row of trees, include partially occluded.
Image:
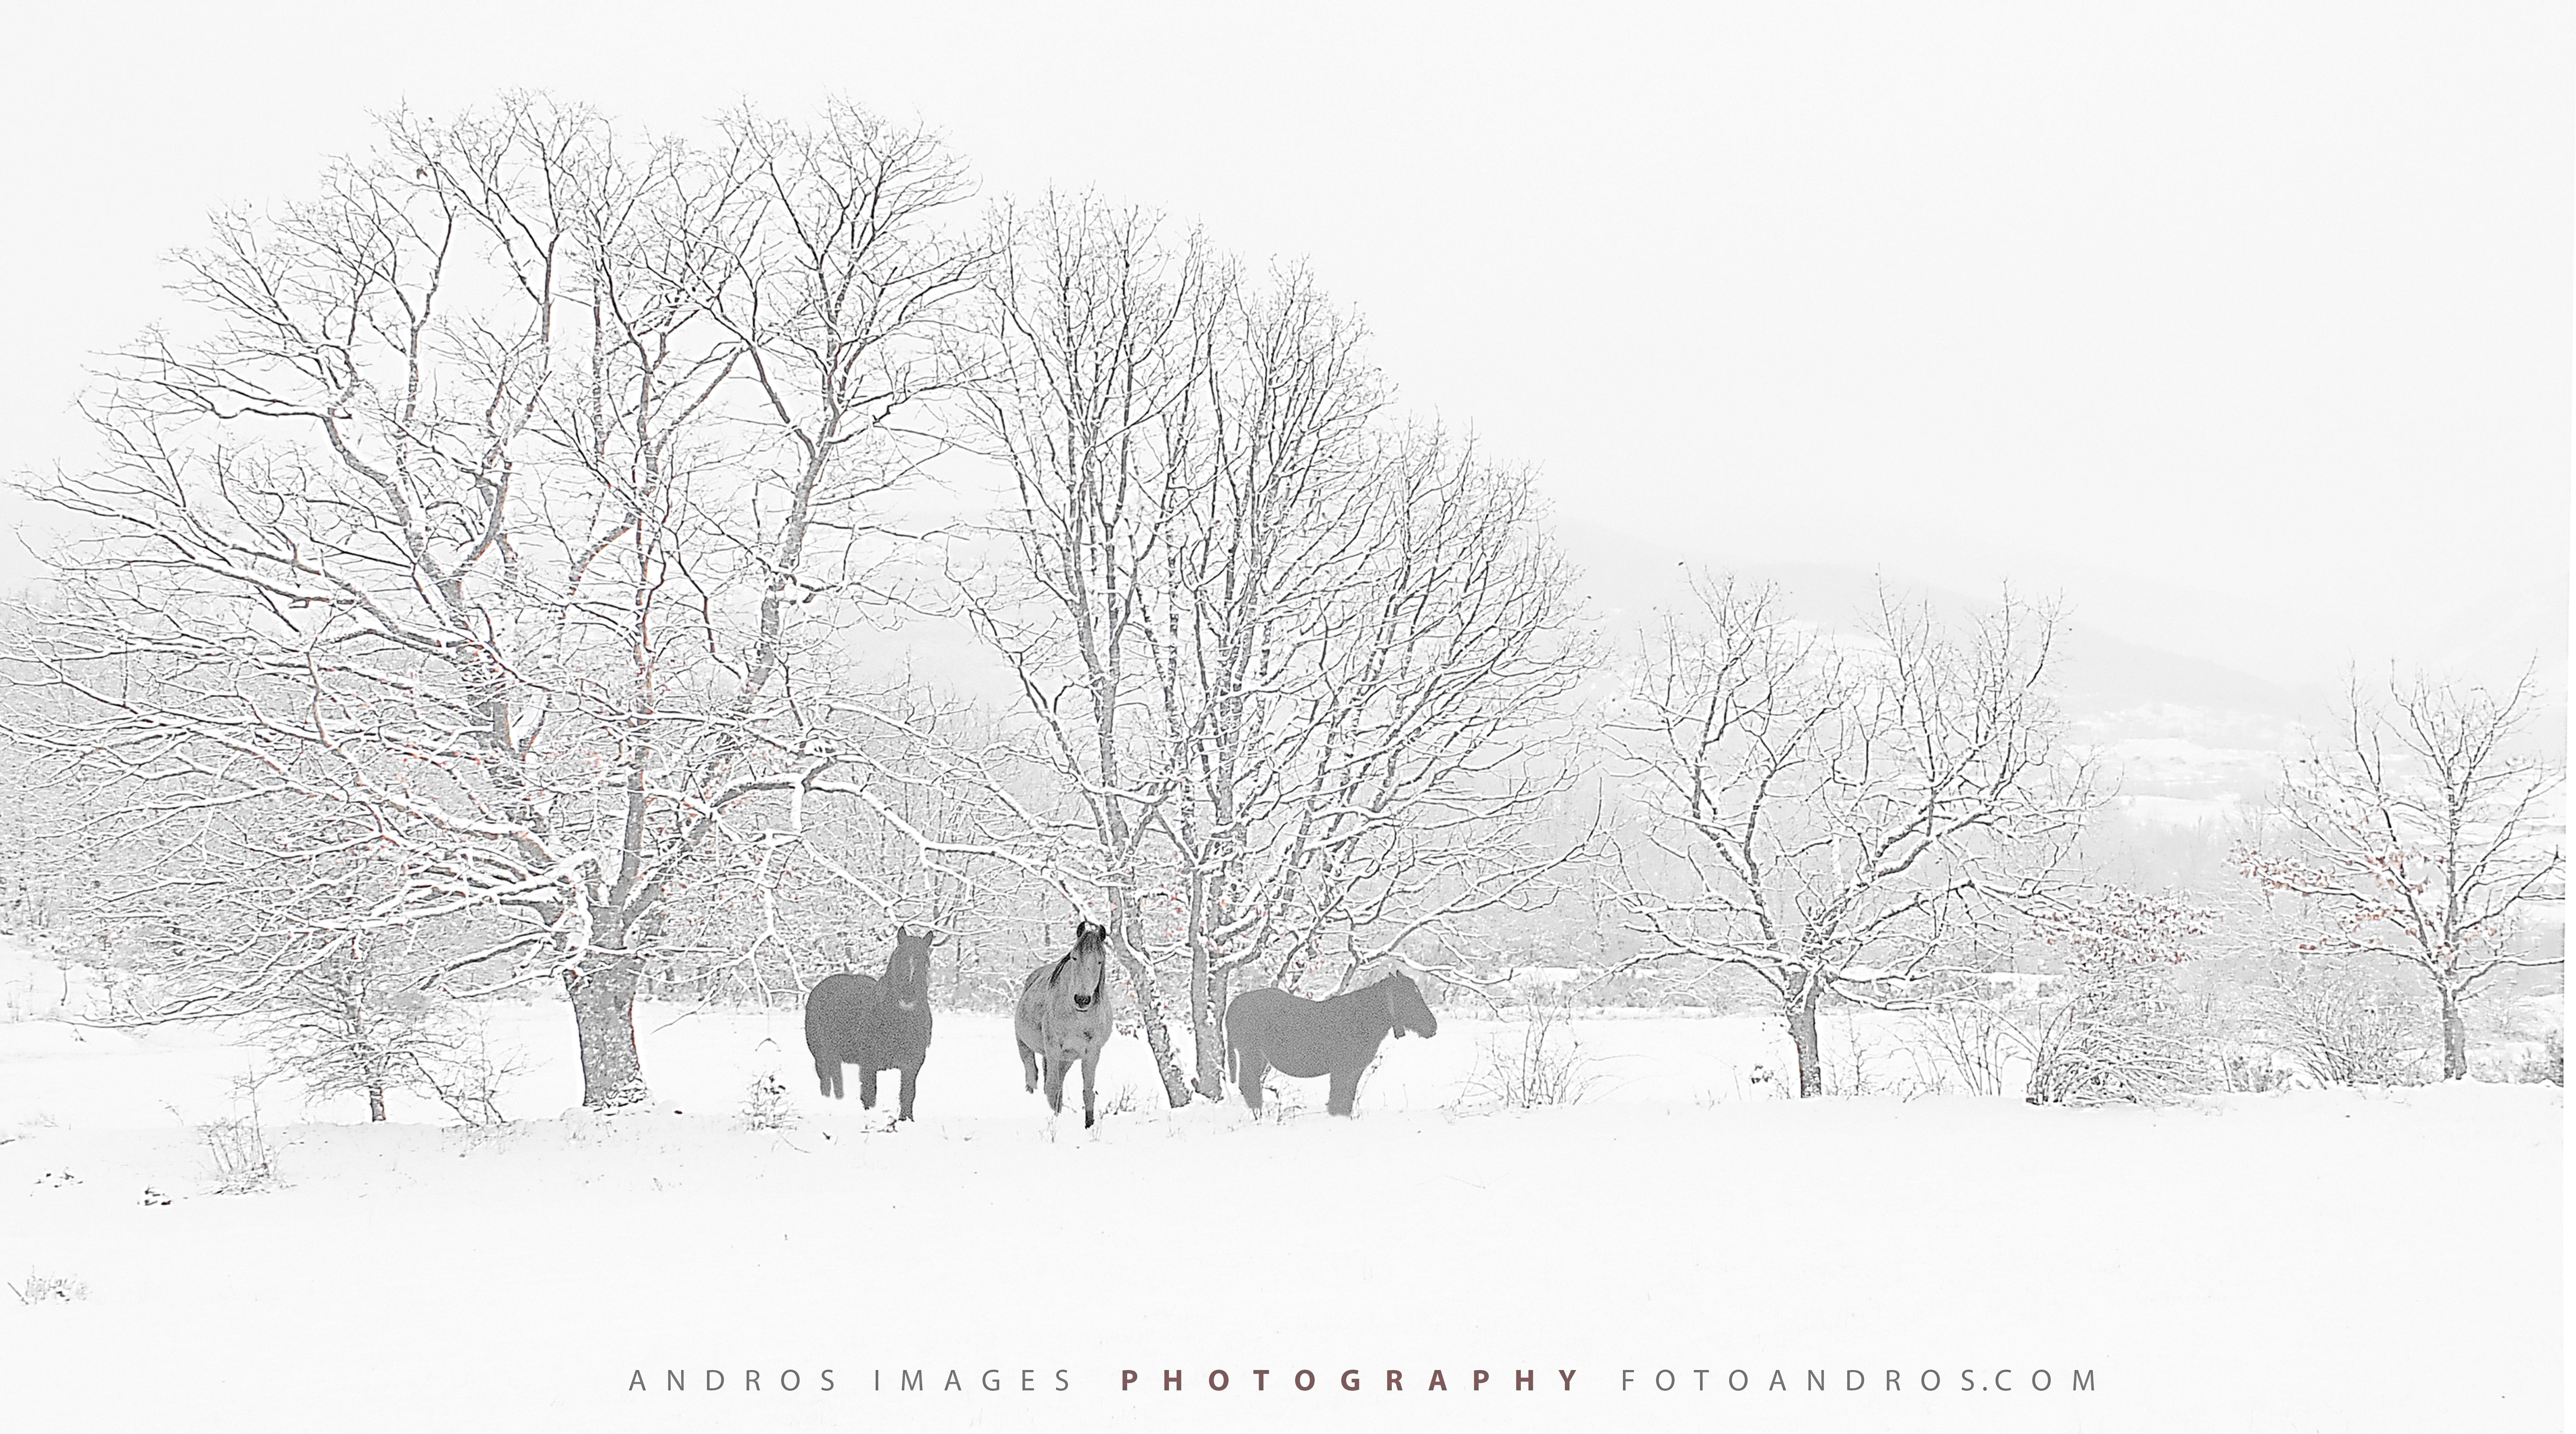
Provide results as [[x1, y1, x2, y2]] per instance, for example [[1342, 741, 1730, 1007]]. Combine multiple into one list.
[[1611, 578, 2563, 1094], [0, 97, 2559, 1113]]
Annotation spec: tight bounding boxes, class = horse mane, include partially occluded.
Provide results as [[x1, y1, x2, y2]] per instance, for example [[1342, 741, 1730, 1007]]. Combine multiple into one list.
[[1035, 922, 1109, 999]]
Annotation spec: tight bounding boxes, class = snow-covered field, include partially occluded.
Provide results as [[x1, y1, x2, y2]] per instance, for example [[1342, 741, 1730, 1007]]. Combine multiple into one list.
[[0, 941, 2560, 1432]]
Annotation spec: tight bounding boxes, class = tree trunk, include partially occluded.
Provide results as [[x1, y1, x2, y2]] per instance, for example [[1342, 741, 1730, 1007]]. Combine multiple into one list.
[[1112, 935, 1194, 1108], [1192, 963, 1231, 1101], [367, 1081, 387, 1122], [1788, 983, 1825, 1098], [564, 933, 650, 1110], [2438, 980, 2468, 1081]]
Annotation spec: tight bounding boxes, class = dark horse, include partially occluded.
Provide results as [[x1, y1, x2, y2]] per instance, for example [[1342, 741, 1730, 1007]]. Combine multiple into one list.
[[1015, 921, 1112, 1128], [802, 925, 938, 1120], [1226, 971, 1438, 1116]]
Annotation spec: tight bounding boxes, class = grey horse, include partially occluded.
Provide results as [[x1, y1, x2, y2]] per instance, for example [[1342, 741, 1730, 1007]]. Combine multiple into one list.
[[1015, 921, 1112, 1128], [1226, 971, 1438, 1116], [802, 925, 938, 1120]]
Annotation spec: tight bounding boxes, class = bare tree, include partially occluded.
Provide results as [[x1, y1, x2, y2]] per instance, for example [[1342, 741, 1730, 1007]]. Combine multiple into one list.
[[2238, 667, 2564, 1080], [1, 97, 979, 1109], [105, 836, 524, 1122], [1611, 575, 2096, 1097], [962, 197, 1588, 1101]]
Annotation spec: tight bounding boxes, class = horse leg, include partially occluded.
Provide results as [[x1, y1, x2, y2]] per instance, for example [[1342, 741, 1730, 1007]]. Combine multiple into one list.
[[1237, 1048, 1266, 1112], [1327, 1066, 1359, 1117], [1017, 1039, 1040, 1094], [815, 1055, 837, 1099], [858, 1065, 879, 1111], [1042, 1056, 1069, 1116], [1080, 1047, 1101, 1129], [897, 1063, 918, 1122]]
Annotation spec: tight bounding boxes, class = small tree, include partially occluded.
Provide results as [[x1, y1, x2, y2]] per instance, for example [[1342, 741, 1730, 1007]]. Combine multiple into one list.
[[1612, 576, 2096, 1096], [91, 817, 519, 1122], [2239, 668, 2564, 1080]]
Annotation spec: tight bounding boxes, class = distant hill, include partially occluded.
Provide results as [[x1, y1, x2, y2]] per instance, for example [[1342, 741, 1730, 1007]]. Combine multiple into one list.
[[1555, 518, 2318, 714], [839, 515, 2552, 828], [1551, 518, 2333, 824]]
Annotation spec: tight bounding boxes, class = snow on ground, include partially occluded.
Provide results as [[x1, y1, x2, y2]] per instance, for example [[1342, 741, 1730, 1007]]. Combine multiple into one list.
[[0, 943, 2560, 1433]]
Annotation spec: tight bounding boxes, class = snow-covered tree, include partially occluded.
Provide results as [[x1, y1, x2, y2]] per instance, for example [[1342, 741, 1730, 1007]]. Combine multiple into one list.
[[960, 197, 1589, 1102], [2238, 668, 2563, 1080], [1611, 575, 2097, 1097], [2, 97, 980, 1108]]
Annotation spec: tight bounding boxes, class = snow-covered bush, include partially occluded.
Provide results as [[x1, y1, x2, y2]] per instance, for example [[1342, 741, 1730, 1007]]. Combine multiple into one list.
[[1459, 1002, 1599, 1110], [2012, 888, 2222, 1106], [2468, 1029, 2562, 1086], [2257, 960, 2430, 1088], [2019, 967, 2215, 1106]]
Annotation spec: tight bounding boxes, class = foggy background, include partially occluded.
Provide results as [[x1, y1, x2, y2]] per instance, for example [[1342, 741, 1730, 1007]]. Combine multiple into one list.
[[0, 0, 2564, 697]]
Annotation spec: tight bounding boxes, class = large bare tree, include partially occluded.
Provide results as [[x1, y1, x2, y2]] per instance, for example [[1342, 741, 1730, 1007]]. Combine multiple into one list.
[[2, 97, 980, 1108], [1612, 576, 2097, 1096], [962, 196, 1588, 1101], [2239, 668, 2564, 1079]]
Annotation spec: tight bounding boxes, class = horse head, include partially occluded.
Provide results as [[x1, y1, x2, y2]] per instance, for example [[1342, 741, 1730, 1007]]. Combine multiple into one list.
[[887, 924, 937, 1011], [1381, 972, 1438, 1039], [1066, 921, 1109, 1012]]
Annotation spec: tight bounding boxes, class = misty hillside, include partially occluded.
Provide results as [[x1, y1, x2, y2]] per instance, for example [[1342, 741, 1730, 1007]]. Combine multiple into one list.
[[1555, 519, 2332, 823], [838, 512, 2545, 835]]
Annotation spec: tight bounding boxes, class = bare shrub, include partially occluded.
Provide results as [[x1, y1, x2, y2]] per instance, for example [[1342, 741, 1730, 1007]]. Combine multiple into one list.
[[1461, 1003, 1599, 1110], [1909, 998, 2019, 1097], [2020, 968, 2214, 1106], [200, 1116, 275, 1193], [2217, 1045, 2297, 1093], [739, 1071, 796, 1132], [409, 1015, 524, 1128], [1820, 1020, 1936, 1099], [2469, 1028, 2562, 1086], [8, 1272, 88, 1305], [2258, 961, 2430, 1087], [193, 1072, 279, 1193]]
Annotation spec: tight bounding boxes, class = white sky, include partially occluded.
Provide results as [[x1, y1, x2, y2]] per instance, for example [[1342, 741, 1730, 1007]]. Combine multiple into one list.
[[0, 1, 2564, 688]]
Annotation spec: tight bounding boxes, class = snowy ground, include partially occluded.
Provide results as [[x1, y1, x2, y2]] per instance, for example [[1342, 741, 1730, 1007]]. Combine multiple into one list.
[[0, 941, 2560, 1432]]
